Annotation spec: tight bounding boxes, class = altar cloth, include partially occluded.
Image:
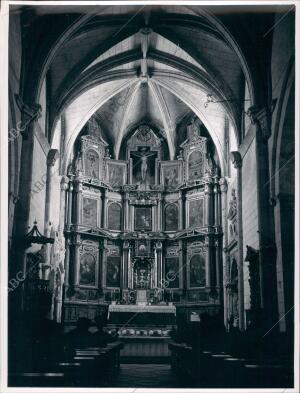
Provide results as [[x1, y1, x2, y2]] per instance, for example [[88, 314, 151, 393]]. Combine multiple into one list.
[[108, 304, 176, 317]]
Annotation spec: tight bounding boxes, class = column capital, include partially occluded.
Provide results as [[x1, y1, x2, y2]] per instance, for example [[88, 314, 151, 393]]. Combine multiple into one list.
[[123, 240, 130, 250], [213, 183, 219, 194], [47, 149, 59, 167], [246, 105, 272, 141], [204, 235, 212, 246], [60, 175, 69, 190], [155, 240, 163, 250], [219, 177, 228, 193], [204, 182, 213, 194], [74, 180, 83, 192], [14, 94, 42, 138], [230, 151, 242, 169]]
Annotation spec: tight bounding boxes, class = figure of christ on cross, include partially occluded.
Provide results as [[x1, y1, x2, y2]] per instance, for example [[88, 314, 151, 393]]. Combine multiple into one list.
[[131, 147, 156, 185]]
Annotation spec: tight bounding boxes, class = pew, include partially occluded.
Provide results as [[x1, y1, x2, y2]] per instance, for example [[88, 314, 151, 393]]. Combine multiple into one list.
[[168, 341, 293, 388], [9, 342, 124, 387]]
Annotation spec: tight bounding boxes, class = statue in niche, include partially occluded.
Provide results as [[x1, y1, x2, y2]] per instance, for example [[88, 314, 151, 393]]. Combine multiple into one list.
[[187, 117, 201, 141], [131, 147, 157, 185], [227, 189, 237, 220]]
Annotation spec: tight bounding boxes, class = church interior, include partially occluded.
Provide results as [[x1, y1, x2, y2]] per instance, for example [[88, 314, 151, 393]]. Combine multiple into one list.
[[7, 3, 296, 389]]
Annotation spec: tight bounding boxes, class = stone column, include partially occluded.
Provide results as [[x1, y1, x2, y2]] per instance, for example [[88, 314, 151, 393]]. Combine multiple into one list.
[[59, 176, 69, 231], [43, 150, 59, 270], [220, 177, 229, 326], [251, 107, 278, 328], [74, 179, 83, 225], [230, 151, 245, 330], [44, 149, 59, 235]]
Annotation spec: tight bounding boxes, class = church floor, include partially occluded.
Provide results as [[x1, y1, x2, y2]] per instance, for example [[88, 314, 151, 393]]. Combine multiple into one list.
[[111, 364, 186, 388]]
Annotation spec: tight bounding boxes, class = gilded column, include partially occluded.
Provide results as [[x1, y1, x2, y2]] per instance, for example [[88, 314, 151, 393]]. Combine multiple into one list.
[[213, 175, 221, 227], [156, 241, 163, 288], [230, 151, 245, 330], [182, 241, 187, 295], [215, 238, 221, 294], [157, 195, 162, 231], [101, 245, 106, 288], [122, 241, 129, 289], [64, 237, 70, 287], [67, 180, 73, 226], [73, 235, 81, 286], [178, 198, 183, 230], [154, 248, 158, 288], [124, 193, 129, 231], [205, 235, 211, 288], [102, 188, 108, 228], [74, 179, 83, 225], [204, 179, 213, 227]]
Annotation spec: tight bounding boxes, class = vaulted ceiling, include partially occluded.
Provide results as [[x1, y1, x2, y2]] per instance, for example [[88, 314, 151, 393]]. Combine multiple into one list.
[[17, 3, 275, 169]]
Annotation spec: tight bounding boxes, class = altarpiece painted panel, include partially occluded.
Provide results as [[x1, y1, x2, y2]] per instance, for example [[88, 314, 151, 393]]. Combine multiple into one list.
[[189, 254, 206, 288], [106, 161, 127, 187], [82, 197, 98, 227], [165, 257, 179, 288], [188, 150, 205, 180], [160, 161, 182, 189], [79, 240, 99, 288], [108, 203, 122, 231], [134, 206, 152, 231], [84, 149, 100, 178], [187, 198, 204, 228], [164, 203, 179, 231], [106, 256, 121, 287]]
